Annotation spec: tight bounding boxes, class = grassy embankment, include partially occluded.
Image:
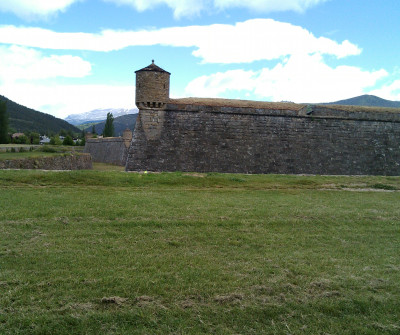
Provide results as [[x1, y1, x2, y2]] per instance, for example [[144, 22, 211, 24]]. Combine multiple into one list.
[[0, 144, 84, 156], [0, 145, 84, 160], [0, 169, 399, 334]]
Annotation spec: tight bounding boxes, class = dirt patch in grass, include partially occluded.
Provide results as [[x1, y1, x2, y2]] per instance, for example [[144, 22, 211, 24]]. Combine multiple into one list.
[[69, 302, 94, 311], [213, 293, 244, 304], [341, 188, 397, 192], [101, 296, 128, 305], [134, 296, 167, 309], [183, 173, 206, 178]]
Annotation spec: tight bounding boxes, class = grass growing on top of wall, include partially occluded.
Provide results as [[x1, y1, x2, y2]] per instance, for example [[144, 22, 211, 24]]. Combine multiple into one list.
[[0, 151, 63, 160], [0, 145, 83, 160], [0, 170, 399, 334]]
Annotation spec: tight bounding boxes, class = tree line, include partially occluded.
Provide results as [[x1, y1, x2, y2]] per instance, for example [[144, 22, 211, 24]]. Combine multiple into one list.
[[0, 103, 115, 145]]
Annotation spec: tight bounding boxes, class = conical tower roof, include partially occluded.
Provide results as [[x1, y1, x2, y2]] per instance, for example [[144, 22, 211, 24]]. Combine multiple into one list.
[[135, 60, 170, 74]]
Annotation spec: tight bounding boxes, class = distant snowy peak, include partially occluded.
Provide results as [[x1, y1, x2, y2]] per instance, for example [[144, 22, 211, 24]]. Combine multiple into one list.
[[65, 108, 138, 125]]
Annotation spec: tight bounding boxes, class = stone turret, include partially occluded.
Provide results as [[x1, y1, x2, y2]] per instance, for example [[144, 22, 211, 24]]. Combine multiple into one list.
[[135, 60, 170, 109]]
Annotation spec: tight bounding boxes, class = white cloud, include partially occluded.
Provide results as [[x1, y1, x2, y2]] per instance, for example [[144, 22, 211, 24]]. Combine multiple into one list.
[[104, 0, 206, 18], [0, 0, 79, 20], [0, 83, 135, 118], [214, 0, 328, 13], [369, 80, 400, 101], [185, 54, 388, 103], [185, 69, 257, 97], [188, 20, 360, 63], [104, 0, 328, 18], [0, 19, 361, 63], [0, 45, 91, 83], [0, 0, 328, 20]]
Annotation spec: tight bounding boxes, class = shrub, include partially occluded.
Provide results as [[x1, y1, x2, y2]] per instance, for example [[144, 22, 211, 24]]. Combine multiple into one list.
[[370, 183, 397, 190], [13, 135, 28, 144], [62, 135, 74, 146], [50, 136, 62, 145], [40, 146, 57, 153]]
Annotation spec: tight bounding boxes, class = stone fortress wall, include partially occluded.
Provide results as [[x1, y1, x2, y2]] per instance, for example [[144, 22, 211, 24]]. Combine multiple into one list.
[[84, 129, 132, 166], [125, 62, 400, 175]]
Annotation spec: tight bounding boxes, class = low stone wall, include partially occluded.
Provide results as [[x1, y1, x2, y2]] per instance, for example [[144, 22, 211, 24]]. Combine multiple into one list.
[[84, 137, 130, 166], [0, 153, 92, 170]]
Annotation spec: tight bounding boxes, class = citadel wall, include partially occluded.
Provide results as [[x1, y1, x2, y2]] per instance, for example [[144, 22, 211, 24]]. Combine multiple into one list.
[[84, 130, 132, 166], [125, 62, 400, 175], [126, 102, 400, 175]]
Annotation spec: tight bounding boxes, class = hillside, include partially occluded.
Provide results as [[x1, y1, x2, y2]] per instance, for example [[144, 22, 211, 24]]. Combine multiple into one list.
[[85, 113, 137, 136], [324, 94, 400, 108], [0, 95, 79, 134]]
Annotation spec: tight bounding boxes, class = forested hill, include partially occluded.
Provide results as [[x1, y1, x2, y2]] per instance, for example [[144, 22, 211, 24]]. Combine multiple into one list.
[[0, 95, 79, 134], [84, 114, 137, 136], [325, 94, 400, 108]]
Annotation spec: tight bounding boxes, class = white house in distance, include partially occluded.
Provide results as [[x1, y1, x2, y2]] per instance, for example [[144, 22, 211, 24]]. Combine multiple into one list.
[[39, 136, 50, 145]]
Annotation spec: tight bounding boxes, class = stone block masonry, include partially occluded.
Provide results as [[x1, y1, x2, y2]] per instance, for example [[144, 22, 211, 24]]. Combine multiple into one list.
[[85, 136, 131, 166], [0, 153, 92, 170], [126, 102, 400, 175]]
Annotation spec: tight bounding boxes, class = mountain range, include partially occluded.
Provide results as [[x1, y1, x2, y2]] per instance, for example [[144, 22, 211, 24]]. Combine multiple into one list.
[[0, 95, 79, 134], [65, 108, 138, 125]]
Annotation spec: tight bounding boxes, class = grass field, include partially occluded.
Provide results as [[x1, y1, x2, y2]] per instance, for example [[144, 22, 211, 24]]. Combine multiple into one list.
[[0, 170, 399, 334]]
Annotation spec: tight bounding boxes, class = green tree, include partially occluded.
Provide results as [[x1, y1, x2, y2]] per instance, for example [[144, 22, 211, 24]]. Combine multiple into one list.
[[80, 129, 86, 146], [13, 135, 28, 144], [50, 136, 62, 145], [91, 125, 96, 135], [29, 132, 40, 145], [67, 129, 74, 138], [63, 135, 74, 146], [103, 112, 115, 137], [0, 100, 9, 144]]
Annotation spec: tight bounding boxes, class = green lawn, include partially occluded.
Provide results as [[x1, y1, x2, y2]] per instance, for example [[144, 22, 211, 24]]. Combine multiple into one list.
[[0, 170, 399, 334], [92, 162, 125, 171]]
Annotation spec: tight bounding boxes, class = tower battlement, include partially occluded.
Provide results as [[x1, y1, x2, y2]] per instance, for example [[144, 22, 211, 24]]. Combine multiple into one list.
[[135, 60, 170, 109]]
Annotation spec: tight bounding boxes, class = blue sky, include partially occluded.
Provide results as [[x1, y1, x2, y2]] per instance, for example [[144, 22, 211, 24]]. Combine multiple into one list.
[[0, 0, 399, 118]]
